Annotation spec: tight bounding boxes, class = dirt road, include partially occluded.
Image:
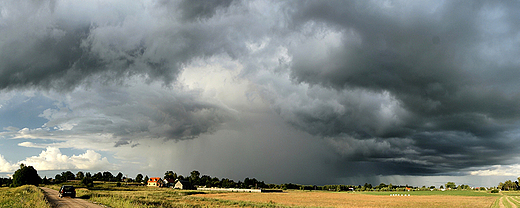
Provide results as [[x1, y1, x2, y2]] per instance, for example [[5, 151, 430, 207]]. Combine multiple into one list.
[[40, 187, 104, 208]]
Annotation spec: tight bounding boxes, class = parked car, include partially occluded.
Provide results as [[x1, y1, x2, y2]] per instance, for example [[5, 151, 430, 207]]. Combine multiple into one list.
[[58, 185, 76, 198]]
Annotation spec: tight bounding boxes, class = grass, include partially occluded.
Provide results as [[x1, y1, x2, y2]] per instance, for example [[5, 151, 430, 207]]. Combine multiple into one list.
[[0, 185, 51, 208]]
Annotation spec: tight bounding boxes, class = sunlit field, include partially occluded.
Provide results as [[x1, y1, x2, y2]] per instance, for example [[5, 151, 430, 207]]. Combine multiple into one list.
[[0, 185, 51, 208], [195, 190, 499, 208], [43, 182, 504, 208], [45, 182, 294, 208]]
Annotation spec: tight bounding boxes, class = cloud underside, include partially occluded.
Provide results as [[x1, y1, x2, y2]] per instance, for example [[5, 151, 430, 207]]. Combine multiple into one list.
[[1, 0, 520, 177]]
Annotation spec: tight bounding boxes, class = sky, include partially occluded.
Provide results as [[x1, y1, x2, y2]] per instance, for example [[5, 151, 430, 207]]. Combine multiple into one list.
[[1, 0, 520, 188]]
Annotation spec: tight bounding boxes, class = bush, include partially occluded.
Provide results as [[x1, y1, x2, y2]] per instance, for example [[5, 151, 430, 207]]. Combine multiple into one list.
[[82, 177, 94, 188], [491, 189, 500, 193]]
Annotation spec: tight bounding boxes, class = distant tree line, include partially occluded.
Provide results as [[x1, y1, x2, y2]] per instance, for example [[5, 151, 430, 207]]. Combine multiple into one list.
[[52, 170, 125, 183], [498, 178, 520, 191], [164, 170, 268, 189], [0, 177, 12, 187]]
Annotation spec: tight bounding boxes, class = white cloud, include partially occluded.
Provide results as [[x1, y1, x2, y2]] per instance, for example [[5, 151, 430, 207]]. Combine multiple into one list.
[[0, 147, 113, 173], [18, 141, 41, 148], [469, 164, 520, 176], [0, 154, 17, 173]]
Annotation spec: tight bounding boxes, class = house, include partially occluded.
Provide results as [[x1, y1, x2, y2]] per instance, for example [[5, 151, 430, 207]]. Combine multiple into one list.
[[147, 177, 164, 187], [163, 178, 175, 187], [174, 180, 194, 190]]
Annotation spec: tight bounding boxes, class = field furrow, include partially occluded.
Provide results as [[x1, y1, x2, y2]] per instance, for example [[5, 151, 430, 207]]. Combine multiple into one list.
[[506, 196, 517, 208]]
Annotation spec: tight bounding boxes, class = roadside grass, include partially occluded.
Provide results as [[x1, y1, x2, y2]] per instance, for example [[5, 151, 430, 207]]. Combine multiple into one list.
[[0, 185, 51, 208]]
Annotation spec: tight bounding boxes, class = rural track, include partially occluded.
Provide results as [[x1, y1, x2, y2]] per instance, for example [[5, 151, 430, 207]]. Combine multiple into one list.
[[40, 187, 104, 208]]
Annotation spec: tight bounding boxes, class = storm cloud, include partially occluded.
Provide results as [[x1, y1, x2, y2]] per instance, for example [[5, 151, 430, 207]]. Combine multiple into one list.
[[2, 0, 520, 183], [254, 0, 520, 175]]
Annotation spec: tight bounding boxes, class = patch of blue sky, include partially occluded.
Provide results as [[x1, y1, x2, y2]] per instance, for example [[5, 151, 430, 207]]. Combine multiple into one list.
[[0, 92, 57, 163], [0, 92, 55, 130]]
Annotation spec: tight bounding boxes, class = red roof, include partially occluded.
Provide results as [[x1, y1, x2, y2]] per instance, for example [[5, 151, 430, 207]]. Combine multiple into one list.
[[148, 177, 161, 182]]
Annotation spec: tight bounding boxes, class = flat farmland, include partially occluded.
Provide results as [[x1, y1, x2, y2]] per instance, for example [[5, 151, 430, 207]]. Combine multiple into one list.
[[194, 191, 499, 208]]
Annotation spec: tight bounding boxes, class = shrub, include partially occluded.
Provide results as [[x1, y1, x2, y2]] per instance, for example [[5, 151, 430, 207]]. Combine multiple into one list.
[[81, 177, 94, 188], [491, 189, 499, 193]]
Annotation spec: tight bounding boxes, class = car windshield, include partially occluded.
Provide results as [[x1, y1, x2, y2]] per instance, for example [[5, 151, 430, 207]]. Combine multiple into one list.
[[62, 186, 74, 191]]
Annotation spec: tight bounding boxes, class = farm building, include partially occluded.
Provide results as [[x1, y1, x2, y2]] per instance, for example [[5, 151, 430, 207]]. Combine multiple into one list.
[[147, 177, 164, 187], [174, 180, 194, 190], [163, 178, 175, 187]]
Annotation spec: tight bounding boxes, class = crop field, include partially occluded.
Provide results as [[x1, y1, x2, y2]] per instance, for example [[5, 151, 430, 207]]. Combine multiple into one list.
[[37, 182, 511, 208], [496, 191, 520, 208], [195, 190, 499, 208]]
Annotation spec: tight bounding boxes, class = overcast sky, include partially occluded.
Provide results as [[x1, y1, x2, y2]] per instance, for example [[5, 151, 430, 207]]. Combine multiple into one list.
[[1, 0, 520, 187]]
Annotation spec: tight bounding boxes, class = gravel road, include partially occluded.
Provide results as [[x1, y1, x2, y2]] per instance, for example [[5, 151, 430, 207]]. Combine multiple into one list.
[[40, 187, 105, 208]]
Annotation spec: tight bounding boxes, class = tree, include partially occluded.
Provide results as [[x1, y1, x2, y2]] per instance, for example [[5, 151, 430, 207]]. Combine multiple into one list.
[[61, 171, 75, 181], [136, 174, 143, 183], [501, 180, 517, 191], [85, 172, 92, 179], [164, 171, 177, 180], [445, 182, 456, 189], [55, 174, 63, 183], [0, 177, 12, 187], [76, 171, 85, 180], [12, 164, 41, 187], [81, 177, 94, 188], [143, 176, 149, 184], [93, 172, 103, 181], [102, 171, 114, 181], [115, 172, 124, 182], [190, 170, 200, 184], [42, 176, 50, 185]]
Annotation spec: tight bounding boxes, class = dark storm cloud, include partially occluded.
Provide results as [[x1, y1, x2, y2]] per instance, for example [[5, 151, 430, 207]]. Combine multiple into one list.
[[114, 138, 131, 147], [285, 1, 520, 137], [176, 0, 236, 21], [261, 0, 520, 175], [0, 0, 249, 142], [0, 0, 252, 91], [4, 0, 520, 179]]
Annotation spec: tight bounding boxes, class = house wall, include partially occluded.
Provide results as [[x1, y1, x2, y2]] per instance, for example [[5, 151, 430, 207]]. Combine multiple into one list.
[[174, 182, 183, 189]]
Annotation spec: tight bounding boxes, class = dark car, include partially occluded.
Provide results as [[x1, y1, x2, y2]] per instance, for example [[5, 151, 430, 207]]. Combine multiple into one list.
[[58, 185, 76, 198]]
